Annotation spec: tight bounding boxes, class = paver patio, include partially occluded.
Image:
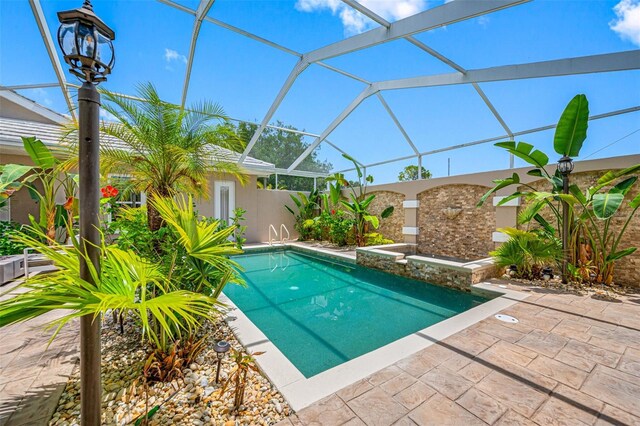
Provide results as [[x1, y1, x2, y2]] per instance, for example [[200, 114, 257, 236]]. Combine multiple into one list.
[[277, 284, 640, 426], [0, 273, 79, 426], [2, 273, 639, 425]]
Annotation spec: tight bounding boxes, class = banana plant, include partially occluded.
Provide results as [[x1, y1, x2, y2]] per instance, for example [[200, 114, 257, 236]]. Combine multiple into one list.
[[478, 94, 640, 285], [0, 164, 33, 208], [1, 137, 78, 243], [339, 154, 394, 247]]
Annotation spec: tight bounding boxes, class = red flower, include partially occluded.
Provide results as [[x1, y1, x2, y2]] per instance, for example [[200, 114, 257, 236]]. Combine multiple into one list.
[[101, 185, 118, 198], [331, 209, 336, 215], [63, 196, 74, 210]]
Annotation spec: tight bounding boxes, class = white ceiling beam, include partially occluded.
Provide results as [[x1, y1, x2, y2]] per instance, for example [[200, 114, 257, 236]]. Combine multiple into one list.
[[325, 139, 364, 167], [336, 105, 640, 173], [238, 60, 310, 163], [376, 93, 419, 155], [340, 0, 512, 139], [0, 83, 61, 91], [305, 0, 528, 64], [287, 85, 377, 172], [28, 0, 76, 121], [377, 50, 640, 91], [181, 0, 216, 107]]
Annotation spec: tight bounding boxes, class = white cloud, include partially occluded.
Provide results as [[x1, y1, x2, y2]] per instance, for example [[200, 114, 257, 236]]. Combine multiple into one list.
[[164, 48, 187, 64], [295, 0, 428, 35], [610, 0, 640, 46], [477, 15, 490, 28]]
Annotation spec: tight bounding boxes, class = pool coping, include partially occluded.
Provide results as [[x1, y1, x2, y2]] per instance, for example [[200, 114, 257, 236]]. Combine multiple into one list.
[[222, 245, 530, 411]]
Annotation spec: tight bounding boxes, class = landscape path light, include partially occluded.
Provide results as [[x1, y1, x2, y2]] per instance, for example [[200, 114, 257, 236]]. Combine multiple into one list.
[[215, 340, 231, 383]]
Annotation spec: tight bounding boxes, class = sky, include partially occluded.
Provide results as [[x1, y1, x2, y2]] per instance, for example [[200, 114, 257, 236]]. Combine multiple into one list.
[[1, 0, 639, 184]]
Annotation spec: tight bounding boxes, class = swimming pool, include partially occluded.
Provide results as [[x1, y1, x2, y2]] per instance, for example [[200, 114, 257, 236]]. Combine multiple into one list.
[[224, 249, 496, 378]]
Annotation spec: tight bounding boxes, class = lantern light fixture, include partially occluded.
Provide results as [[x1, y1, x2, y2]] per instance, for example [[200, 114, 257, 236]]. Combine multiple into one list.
[[214, 340, 231, 383], [557, 156, 574, 175], [57, 0, 115, 83]]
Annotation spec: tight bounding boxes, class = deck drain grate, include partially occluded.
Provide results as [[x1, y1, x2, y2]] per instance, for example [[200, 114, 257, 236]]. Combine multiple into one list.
[[495, 314, 519, 324]]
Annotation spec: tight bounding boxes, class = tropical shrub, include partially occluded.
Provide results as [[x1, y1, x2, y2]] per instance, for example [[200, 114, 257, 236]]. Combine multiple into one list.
[[0, 228, 216, 350], [328, 214, 355, 247], [0, 137, 78, 244], [479, 94, 640, 285], [339, 154, 394, 246], [490, 228, 561, 279], [365, 232, 394, 246], [285, 189, 320, 240], [0, 221, 26, 256]]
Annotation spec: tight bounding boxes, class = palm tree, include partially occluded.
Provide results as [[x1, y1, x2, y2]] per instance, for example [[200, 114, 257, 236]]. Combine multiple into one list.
[[98, 83, 248, 231]]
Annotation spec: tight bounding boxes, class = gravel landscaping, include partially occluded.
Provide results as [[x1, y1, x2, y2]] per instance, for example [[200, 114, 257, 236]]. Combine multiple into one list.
[[49, 315, 291, 426]]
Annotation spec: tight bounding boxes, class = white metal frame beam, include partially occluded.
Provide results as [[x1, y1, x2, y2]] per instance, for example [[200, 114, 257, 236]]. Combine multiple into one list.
[[336, 105, 640, 173], [375, 92, 419, 155], [0, 83, 61, 91], [181, 0, 216, 107], [28, 0, 76, 120], [341, 0, 513, 169], [244, 0, 526, 168], [377, 50, 640, 91], [305, 0, 528, 63], [288, 85, 377, 172], [288, 50, 640, 172]]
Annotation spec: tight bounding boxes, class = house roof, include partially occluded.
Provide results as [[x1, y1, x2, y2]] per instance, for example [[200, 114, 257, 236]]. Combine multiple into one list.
[[0, 116, 275, 173], [0, 90, 69, 125]]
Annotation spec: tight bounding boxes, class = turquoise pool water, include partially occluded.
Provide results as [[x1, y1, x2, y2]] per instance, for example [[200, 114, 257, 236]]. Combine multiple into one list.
[[224, 250, 494, 378]]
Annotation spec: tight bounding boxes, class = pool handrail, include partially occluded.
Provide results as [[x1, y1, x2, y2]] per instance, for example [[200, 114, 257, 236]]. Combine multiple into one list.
[[268, 224, 278, 246], [280, 224, 290, 244]]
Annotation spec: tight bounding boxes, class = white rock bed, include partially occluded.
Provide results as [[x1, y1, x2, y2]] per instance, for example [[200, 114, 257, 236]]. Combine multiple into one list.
[[49, 316, 291, 426]]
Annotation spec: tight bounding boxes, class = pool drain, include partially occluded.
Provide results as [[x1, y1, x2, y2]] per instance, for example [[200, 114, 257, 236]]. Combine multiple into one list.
[[495, 314, 519, 324]]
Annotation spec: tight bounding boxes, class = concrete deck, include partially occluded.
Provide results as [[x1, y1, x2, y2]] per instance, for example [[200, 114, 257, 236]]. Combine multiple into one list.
[[277, 285, 640, 426]]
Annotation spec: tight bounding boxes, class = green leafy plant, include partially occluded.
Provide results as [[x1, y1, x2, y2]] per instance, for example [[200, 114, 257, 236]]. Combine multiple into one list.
[[1, 137, 78, 244], [0, 221, 27, 256], [490, 228, 561, 279], [365, 232, 394, 246], [339, 154, 394, 246], [151, 195, 244, 299], [0, 228, 216, 349], [231, 207, 247, 249], [398, 165, 432, 181], [285, 189, 320, 240], [479, 94, 640, 285]]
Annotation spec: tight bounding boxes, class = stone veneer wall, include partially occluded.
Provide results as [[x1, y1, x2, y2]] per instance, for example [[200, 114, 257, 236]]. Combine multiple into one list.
[[357, 250, 474, 290], [519, 170, 639, 287], [417, 184, 496, 261], [368, 191, 405, 243]]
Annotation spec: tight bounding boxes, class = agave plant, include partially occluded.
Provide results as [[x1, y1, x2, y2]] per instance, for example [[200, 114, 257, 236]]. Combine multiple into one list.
[[0, 228, 216, 349]]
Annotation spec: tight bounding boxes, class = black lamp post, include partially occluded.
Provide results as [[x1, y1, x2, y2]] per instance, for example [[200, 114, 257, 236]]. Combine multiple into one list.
[[214, 340, 231, 383], [557, 156, 574, 284], [57, 2, 114, 424]]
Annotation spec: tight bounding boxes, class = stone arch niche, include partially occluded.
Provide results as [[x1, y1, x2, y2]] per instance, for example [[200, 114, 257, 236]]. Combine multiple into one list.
[[417, 184, 495, 261], [368, 191, 404, 243]]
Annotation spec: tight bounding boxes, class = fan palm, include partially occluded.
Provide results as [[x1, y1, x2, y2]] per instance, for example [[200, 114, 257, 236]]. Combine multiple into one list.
[[97, 82, 248, 231], [151, 195, 245, 296], [0, 228, 218, 349]]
